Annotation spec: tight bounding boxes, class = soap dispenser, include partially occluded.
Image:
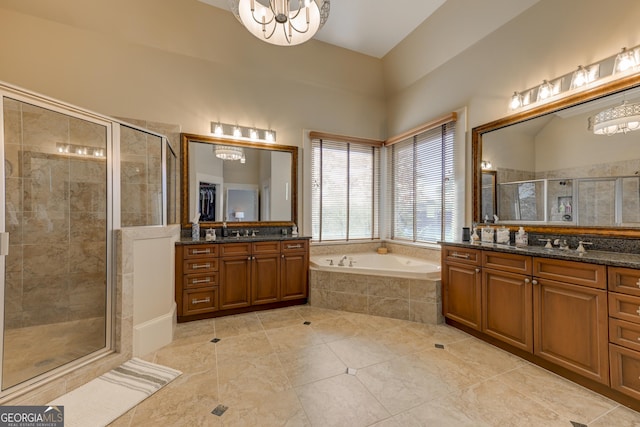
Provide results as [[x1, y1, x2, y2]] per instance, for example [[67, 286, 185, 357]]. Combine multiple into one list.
[[515, 227, 528, 247]]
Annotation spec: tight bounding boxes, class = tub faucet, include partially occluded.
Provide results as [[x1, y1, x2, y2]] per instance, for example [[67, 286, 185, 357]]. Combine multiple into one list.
[[338, 255, 348, 266]]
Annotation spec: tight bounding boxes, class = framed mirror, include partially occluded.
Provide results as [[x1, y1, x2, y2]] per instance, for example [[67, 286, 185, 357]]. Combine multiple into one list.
[[181, 133, 298, 228], [473, 74, 640, 237]]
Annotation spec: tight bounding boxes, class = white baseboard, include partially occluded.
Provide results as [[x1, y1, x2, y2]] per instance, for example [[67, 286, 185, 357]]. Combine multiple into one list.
[[133, 303, 176, 357]]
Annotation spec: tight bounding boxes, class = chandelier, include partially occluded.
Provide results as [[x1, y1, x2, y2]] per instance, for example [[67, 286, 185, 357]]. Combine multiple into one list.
[[229, 0, 330, 46], [215, 145, 244, 160], [588, 101, 640, 136]]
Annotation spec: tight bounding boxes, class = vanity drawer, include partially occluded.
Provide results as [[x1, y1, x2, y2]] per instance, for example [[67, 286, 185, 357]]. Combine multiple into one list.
[[610, 344, 640, 401], [183, 288, 218, 315], [282, 240, 308, 253], [609, 266, 640, 297], [482, 251, 532, 275], [533, 258, 606, 289], [442, 246, 481, 266], [183, 272, 218, 289], [220, 242, 252, 257], [184, 244, 218, 259], [253, 240, 281, 254], [610, 318, 640, 352], [183, 258, 218, 274], [609, 292, 640, 324]]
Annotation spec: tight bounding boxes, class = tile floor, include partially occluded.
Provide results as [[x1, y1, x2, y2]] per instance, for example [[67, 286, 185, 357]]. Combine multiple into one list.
[[110, 306, 640, 426]]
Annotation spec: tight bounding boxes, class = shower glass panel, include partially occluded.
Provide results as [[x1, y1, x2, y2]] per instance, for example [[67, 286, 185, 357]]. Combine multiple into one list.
[[120, 126, 163, 227], [576, 179, 616, 226], [1, 97, 109, 390]]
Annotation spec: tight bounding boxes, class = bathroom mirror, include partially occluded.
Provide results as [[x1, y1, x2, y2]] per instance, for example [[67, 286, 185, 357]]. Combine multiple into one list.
[[473, 74, 640, 237], [181, 133, 298, 227]]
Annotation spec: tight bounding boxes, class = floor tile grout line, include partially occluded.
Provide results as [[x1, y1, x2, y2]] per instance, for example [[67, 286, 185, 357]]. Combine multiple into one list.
[[588, 404, 624, 425]]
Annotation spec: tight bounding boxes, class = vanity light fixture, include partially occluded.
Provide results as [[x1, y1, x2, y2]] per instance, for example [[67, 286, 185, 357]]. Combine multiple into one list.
[[509, 92, 523, 110], [570, 64, 599, 89], [613, 47, 639, 74], [210, 122, 276, 143], [56, 142, 105, 159], [229, 0, 330, 46], [589, 101, 640, 136], [481, 160, 493, 170], [509, 44, 640, 111]]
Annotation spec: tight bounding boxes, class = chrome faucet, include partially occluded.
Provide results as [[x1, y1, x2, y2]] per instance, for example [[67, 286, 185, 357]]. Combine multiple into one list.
[[553, 239, 569, 250], [338, 255, 348, 266]]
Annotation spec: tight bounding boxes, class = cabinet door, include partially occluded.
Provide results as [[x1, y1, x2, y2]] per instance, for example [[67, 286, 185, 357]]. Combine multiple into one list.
[[610, 343, 640, 400], [252, 253, 281, 305], [281, 251, 308, 300], [442, 261, 482, 330], [220, 255, 251, 310], [482, 269, 533, 352], [533, 278, 609, 385]]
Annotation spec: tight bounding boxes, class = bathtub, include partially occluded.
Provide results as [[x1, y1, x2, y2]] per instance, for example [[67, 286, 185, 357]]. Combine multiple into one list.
[[309, 252, 441, 280]]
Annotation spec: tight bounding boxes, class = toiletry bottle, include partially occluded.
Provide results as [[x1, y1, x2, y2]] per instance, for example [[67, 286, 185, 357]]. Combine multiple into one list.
[[222, 220, 228, 237], [515, 227, 528, 247]]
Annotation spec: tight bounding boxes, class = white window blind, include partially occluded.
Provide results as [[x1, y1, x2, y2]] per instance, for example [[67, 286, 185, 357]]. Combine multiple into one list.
[[387, 121, 458, 243], [311, 137, 381, 241]]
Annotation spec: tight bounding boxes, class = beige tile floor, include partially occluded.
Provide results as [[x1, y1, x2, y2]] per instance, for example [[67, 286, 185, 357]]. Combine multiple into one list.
[[110, 306, 640, 426]]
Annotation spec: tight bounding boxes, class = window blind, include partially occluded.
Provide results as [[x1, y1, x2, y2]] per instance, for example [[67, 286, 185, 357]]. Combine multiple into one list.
[[387, 121, 458, 243], [311, 137, 381, 242]]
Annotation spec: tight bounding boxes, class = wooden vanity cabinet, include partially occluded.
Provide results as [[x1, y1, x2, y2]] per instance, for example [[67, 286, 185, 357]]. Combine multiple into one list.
[[176, 244, 220, 317], [251, 241, 282, 305], [609, 266, 640, 399], [441, 246, 482, 330], [280, 240, 309, 301], [481, 252, 533, 352], [219, 242, 252, 310], [533, 258, 609, 385]]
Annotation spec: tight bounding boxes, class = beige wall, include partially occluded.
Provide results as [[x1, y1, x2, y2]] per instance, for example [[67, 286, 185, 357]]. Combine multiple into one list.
[[0, 0, 386, 138], [2, 0, 640, 229], [384, 0, 640, 222]]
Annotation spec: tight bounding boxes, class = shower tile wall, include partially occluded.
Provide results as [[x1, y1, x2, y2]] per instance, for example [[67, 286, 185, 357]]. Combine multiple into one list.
[[2, 98, 107, 389], [120, 127, 162, 227], [118, 119, 179, 228], [497, 159, 640, 225]]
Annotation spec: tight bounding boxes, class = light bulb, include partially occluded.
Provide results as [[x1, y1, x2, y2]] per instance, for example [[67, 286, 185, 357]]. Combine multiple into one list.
[[510, 92, 523, 110]]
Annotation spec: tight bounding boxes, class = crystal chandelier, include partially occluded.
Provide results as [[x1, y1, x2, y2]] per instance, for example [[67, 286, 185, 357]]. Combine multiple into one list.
[[214, 145, 244, 160], [588, 101, 640, 136], [229, 0, 330, 46]]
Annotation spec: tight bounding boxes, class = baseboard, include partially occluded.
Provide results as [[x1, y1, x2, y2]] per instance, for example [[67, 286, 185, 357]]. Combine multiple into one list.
[[133, 303, 177, 357]]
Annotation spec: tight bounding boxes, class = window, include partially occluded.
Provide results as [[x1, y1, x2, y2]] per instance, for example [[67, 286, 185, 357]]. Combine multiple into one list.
[[387, 116, 460, 243], [311, 133, 382, 241]]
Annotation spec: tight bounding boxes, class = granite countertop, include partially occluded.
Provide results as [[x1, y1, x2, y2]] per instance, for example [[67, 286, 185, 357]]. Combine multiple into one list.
[[177, 235, 311, 245], [441, 241, 640, 269]]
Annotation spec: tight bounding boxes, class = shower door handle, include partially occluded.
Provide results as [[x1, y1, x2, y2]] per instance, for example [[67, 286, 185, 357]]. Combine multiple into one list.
[[0, 232, 8, 256]]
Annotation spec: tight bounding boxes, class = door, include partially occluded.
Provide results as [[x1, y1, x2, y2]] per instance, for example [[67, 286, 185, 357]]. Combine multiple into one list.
[[220, 255, 251, 310], [251, 253, 280, 305], [442, 261, 482, 330], [281, 251, 308, 300], [482, 269, 533, 352], [1, 95, 111, 391], [533, 278, 609, 385]]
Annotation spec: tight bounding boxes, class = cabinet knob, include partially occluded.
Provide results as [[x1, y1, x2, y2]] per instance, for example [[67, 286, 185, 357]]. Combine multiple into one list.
[[475, 268, 480, 273], [636, 306, 640, 316], [524, 278, 530, 284], [532, 279, 538, 285], [636, 278, 640, 288]]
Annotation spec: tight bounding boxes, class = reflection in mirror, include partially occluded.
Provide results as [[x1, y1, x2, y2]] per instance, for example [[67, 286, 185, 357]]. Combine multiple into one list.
[[181, 133, 297, 227], [474, 76, 640, 234], [481, 171, 496, 221], [498, 180, 545, 221]]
